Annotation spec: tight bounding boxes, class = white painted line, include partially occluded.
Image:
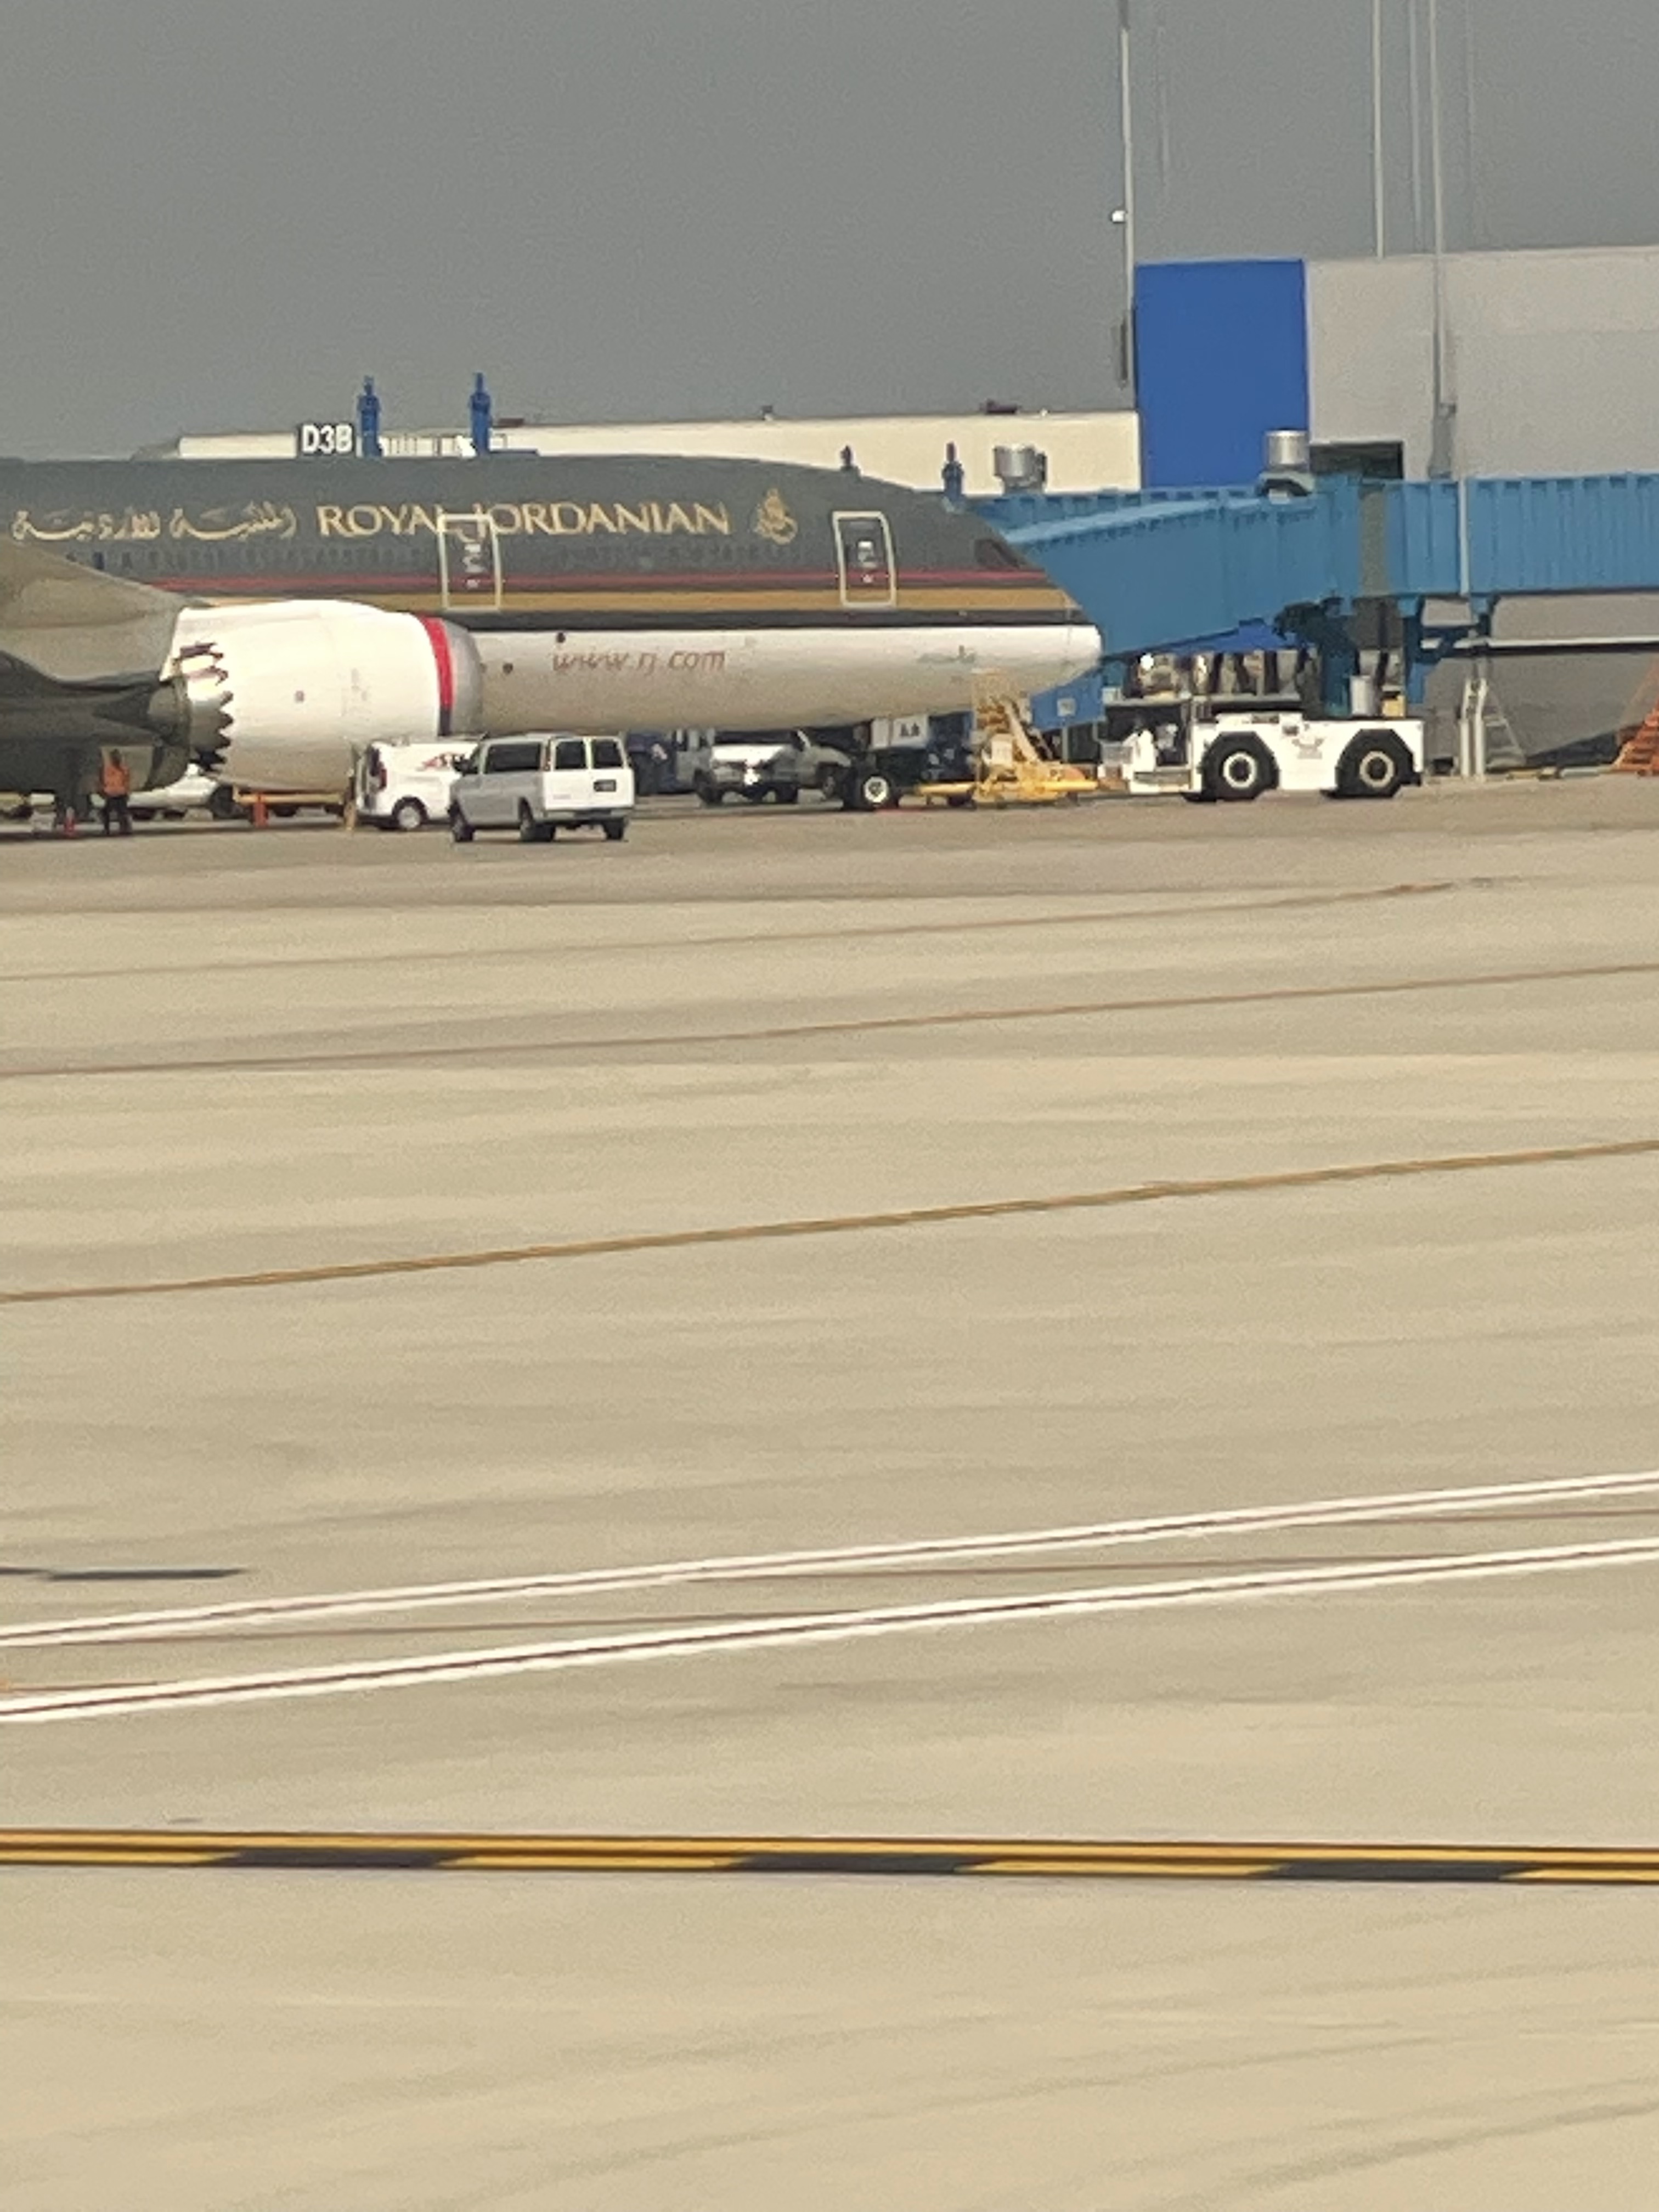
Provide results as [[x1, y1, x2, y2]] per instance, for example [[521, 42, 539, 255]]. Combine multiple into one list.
[[7, 1466, 1659, 1653], [5, 1533, 1659, 1726]]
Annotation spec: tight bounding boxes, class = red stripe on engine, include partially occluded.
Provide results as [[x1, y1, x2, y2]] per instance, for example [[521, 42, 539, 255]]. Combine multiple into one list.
[[417, 616, 456, 736]]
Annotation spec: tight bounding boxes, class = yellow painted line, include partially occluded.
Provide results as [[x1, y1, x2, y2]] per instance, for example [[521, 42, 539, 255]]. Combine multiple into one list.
[[0, 1829, 972, 1855], [973, 1858, 1277, 1879], [0, 881, 1466, 995], [445, 1853, 741, 1872], [4, 1831, 1659, 1884], [1142, 1842, 1659, 1867], [4, 1136, 1658, 1309], [1508, 1867, 1659, 1884], [11, 948, 1651, 1088], [0, 1847, 227, 1865]]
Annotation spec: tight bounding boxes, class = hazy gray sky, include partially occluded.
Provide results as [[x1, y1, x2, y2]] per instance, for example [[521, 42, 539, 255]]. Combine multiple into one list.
[[3, 0, 1656, 455]]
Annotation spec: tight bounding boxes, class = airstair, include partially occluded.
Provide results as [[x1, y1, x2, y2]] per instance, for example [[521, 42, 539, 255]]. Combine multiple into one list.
[[969, 677, 1099, 805]]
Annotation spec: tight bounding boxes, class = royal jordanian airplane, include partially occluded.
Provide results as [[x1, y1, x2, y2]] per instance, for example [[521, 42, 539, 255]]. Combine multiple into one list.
[[0, 453, 1099, 801]]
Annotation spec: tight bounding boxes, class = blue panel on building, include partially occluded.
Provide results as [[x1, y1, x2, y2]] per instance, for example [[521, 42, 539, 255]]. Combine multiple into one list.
[[1136, 259, 1310, 490]]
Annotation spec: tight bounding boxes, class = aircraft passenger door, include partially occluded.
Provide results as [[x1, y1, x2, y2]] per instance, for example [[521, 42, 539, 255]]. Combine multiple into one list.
[[832, 512, 897, 609], [437, 509, 504, 612]]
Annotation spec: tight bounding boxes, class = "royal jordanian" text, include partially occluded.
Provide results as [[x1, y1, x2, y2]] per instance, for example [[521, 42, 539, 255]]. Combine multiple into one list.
[[316, 500, 733, 539]]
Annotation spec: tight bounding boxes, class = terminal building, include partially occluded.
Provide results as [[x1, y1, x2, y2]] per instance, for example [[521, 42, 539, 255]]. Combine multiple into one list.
[[148, 239, 1659, 763], [1132, 245, 1659, 762]]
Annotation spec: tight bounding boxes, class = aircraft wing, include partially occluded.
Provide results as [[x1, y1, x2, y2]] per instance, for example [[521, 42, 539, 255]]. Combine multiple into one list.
[[0, 539, 185, 683]]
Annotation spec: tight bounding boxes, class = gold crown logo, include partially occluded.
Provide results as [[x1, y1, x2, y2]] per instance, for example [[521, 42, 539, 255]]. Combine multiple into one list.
[[752, 489, 798, 546]]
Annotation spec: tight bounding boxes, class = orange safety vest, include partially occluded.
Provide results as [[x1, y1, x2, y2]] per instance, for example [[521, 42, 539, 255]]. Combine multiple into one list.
[[101, 759, 132, 797]]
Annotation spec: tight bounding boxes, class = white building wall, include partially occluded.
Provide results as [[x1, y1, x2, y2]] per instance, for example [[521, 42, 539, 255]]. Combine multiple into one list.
[[1307, 256, 1437, 475], [1310, 242, 1659, 479]]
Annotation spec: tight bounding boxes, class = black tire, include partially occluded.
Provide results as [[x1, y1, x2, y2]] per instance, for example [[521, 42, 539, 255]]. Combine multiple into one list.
[[518, 804, 554, 844], [817, 764, 846, 804], [1203, 736, 1275, 803], [129, 809, 155, 823], [854, 766, 897, 810], [207, 786, 241, 821], [775, 785, 800, 805], [1335, 731, 1412, 800], [602, 819, 627, 842], [945, 792, 974, 809], [742, 787, 768, 805], [390, 797, 427, 833], [695, 777, 724, 806], [449, 808, 475, 843], [272, 804, 299, 819]]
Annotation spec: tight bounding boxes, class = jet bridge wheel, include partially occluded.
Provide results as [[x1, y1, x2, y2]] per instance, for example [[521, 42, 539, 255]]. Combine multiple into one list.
[[1335, 731, 1412, 800], [1203, 734, 1276, 803]]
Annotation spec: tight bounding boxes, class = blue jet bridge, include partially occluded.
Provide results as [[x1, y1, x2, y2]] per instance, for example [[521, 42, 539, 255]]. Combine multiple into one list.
[[980, 475, 1659, 716]]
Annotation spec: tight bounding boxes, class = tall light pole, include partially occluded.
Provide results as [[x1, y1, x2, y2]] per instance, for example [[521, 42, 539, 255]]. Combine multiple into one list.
[[1371, 0, 1386, 258], [1115, 0, 1137, 396], [1426, 0, 1448, 267], [1426, 0, 1455, 475], [1406, 0, 1425, 251]]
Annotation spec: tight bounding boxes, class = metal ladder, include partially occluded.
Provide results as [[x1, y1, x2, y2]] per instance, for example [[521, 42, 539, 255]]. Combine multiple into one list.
[[1456, 670, 1526, 777], [969, 676, 1098, 805]]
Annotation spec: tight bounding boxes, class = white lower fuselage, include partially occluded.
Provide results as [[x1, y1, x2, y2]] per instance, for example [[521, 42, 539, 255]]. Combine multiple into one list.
[[167, 599, 1102, 793], [478, 620, 1102, 740]]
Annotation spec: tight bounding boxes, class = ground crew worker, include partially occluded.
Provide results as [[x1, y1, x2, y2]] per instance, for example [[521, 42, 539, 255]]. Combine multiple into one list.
[[100, 749, 133, 836]]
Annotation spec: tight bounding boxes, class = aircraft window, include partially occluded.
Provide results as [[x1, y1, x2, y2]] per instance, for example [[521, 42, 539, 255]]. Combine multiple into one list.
[[975, 535, 1030, 571], [553, 738, 587, 771], [591, 738, 625, 769]]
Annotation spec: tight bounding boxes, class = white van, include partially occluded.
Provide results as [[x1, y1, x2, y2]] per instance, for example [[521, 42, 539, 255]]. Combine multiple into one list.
[[357, 740, 479, 831], [448, 733, 635, 844]]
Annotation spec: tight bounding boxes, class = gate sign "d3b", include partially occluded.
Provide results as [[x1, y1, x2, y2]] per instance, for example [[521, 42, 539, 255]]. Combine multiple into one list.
[[296, 422, 357, 458]]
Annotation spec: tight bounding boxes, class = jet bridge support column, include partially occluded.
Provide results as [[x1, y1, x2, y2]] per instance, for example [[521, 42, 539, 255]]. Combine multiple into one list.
[[1402, 598, 1498, 775], [1284, 605, 1362, 716]]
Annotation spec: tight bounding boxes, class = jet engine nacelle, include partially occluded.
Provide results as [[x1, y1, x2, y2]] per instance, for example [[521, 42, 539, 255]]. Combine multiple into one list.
[[165, 602, 484, 791]]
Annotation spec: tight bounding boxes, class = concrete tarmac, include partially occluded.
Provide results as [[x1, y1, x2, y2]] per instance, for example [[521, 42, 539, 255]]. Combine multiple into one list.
[[5, 782, 1659, 2209]]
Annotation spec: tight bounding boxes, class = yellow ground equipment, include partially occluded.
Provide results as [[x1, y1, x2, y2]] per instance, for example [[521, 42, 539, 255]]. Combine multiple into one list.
[[963, 677, 1102, 806]]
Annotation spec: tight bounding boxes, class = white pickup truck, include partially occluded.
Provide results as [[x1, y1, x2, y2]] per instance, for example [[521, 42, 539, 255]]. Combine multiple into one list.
[[357, 740, 479, 831], [448, 734, 635, 844]]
